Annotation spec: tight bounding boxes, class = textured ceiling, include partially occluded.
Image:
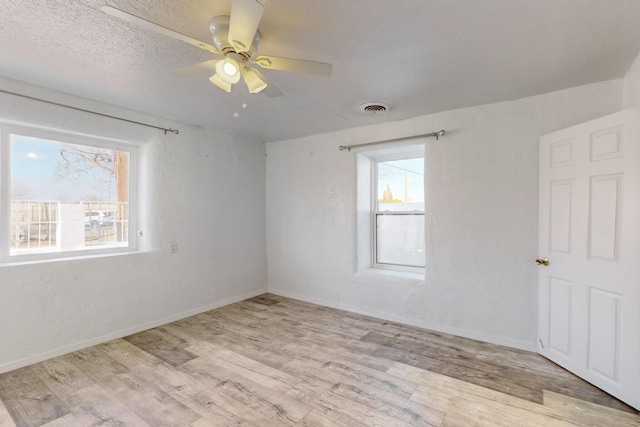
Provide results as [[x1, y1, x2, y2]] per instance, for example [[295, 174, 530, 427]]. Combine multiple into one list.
[[1, 0, 640, 142]]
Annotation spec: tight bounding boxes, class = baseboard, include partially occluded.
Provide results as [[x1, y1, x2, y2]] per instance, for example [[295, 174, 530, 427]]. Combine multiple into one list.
[[0, 287, 267, 374], [268, 288, 538, 353]]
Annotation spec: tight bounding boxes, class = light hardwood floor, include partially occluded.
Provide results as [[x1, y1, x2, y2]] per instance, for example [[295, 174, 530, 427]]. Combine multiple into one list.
[[0, 294, 638, 426]]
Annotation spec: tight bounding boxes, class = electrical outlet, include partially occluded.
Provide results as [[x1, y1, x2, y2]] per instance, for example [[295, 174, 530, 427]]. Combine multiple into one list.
[[169, 242, 178, 254]]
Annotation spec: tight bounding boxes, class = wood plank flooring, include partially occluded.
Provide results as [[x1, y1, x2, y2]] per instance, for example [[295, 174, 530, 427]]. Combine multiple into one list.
[[0, 294, 638, 426]]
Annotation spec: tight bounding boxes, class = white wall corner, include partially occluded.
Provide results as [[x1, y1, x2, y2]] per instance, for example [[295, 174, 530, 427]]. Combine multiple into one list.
[[623, 49, 640, 108]]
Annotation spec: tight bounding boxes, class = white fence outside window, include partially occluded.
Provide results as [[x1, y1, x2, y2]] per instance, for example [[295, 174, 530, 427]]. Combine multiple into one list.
[[10, 200, 129, 254], [10, 200, 58, 251]]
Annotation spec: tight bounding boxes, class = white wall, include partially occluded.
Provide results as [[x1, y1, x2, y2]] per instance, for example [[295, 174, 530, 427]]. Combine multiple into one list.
[[266, 79, 623, 350], [0, 77, 267, 372], [0, 73, 627, 372], [623, 50, 640, 108]]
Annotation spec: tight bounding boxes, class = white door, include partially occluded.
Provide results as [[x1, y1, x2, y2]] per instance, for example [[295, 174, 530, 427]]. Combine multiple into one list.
[[538, 107, 640, 410]]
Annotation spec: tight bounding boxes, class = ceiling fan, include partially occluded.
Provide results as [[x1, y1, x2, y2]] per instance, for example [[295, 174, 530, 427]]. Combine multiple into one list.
[[101, 0, 332, 97]]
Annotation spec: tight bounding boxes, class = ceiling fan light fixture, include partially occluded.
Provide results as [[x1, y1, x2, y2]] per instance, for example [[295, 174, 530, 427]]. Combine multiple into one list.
[[209, 73, 232, 92], [243, 68, 267, 93], [215, 57, 241, 84], [223, 61, 238, 75], [101, 1, 331, 100]]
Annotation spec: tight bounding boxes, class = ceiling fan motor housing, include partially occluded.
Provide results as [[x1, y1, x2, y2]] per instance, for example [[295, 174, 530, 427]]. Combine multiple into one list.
[[210, 15, 260, 59]]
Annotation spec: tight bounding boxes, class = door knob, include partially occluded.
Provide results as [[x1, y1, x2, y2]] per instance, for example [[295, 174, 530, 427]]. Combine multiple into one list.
[[536, 257, 549, 266]]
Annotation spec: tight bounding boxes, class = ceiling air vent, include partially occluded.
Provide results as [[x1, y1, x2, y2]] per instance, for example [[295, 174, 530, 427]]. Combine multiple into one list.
[[360, 102, 389, 115]]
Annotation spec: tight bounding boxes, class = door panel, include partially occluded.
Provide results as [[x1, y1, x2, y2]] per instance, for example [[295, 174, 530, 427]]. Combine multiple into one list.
[[588, 175, 620, 261], [547, 277, 573, 357], [550, 180, 573, 254], [538, 107, 640, 410], [550, 138, 575, 167], [590, 127, 622, 161], [587, 287, 619, 382]]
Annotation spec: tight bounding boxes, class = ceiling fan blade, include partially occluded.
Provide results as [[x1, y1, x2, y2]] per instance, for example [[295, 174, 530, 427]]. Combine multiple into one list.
[[209, 74, 232, 93], [251, 55, 332, 77], [245, 68, 282, 97], [174, 60, 219, 77], [228, 0, 264, 52], [101, 5, 220, 54]]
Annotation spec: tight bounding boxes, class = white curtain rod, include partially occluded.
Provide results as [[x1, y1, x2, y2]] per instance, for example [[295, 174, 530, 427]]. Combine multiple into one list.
[[338, 130, 446, 152]]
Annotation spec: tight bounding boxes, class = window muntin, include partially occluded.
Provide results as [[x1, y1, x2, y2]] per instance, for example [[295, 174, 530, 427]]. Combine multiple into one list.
[[373, 154, 425, 270], [2, 127, 135, 260]]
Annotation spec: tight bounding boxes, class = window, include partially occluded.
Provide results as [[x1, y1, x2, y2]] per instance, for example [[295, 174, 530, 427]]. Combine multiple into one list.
[[356, 141, 426, 274], [373, 154, 425, 270], [1, 126, 136, 260]]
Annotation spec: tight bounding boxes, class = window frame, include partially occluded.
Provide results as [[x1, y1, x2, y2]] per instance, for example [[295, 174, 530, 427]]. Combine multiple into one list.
[[0, 124, 138, 262], [370, 150, 426, 273]]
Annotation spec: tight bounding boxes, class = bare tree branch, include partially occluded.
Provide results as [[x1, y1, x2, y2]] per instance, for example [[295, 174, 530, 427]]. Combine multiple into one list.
[[58, 147, 115, 176]]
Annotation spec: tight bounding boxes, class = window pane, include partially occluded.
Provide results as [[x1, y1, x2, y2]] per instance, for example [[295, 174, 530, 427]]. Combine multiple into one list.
[[10, 134, 130, 255], [377, 157, 424, 212], [376, 214, 425, 267]]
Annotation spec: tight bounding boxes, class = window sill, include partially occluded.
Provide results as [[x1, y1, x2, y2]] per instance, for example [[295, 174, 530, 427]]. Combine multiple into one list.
[[355, 267, 425, 282], [0, 248, 139, 267]]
